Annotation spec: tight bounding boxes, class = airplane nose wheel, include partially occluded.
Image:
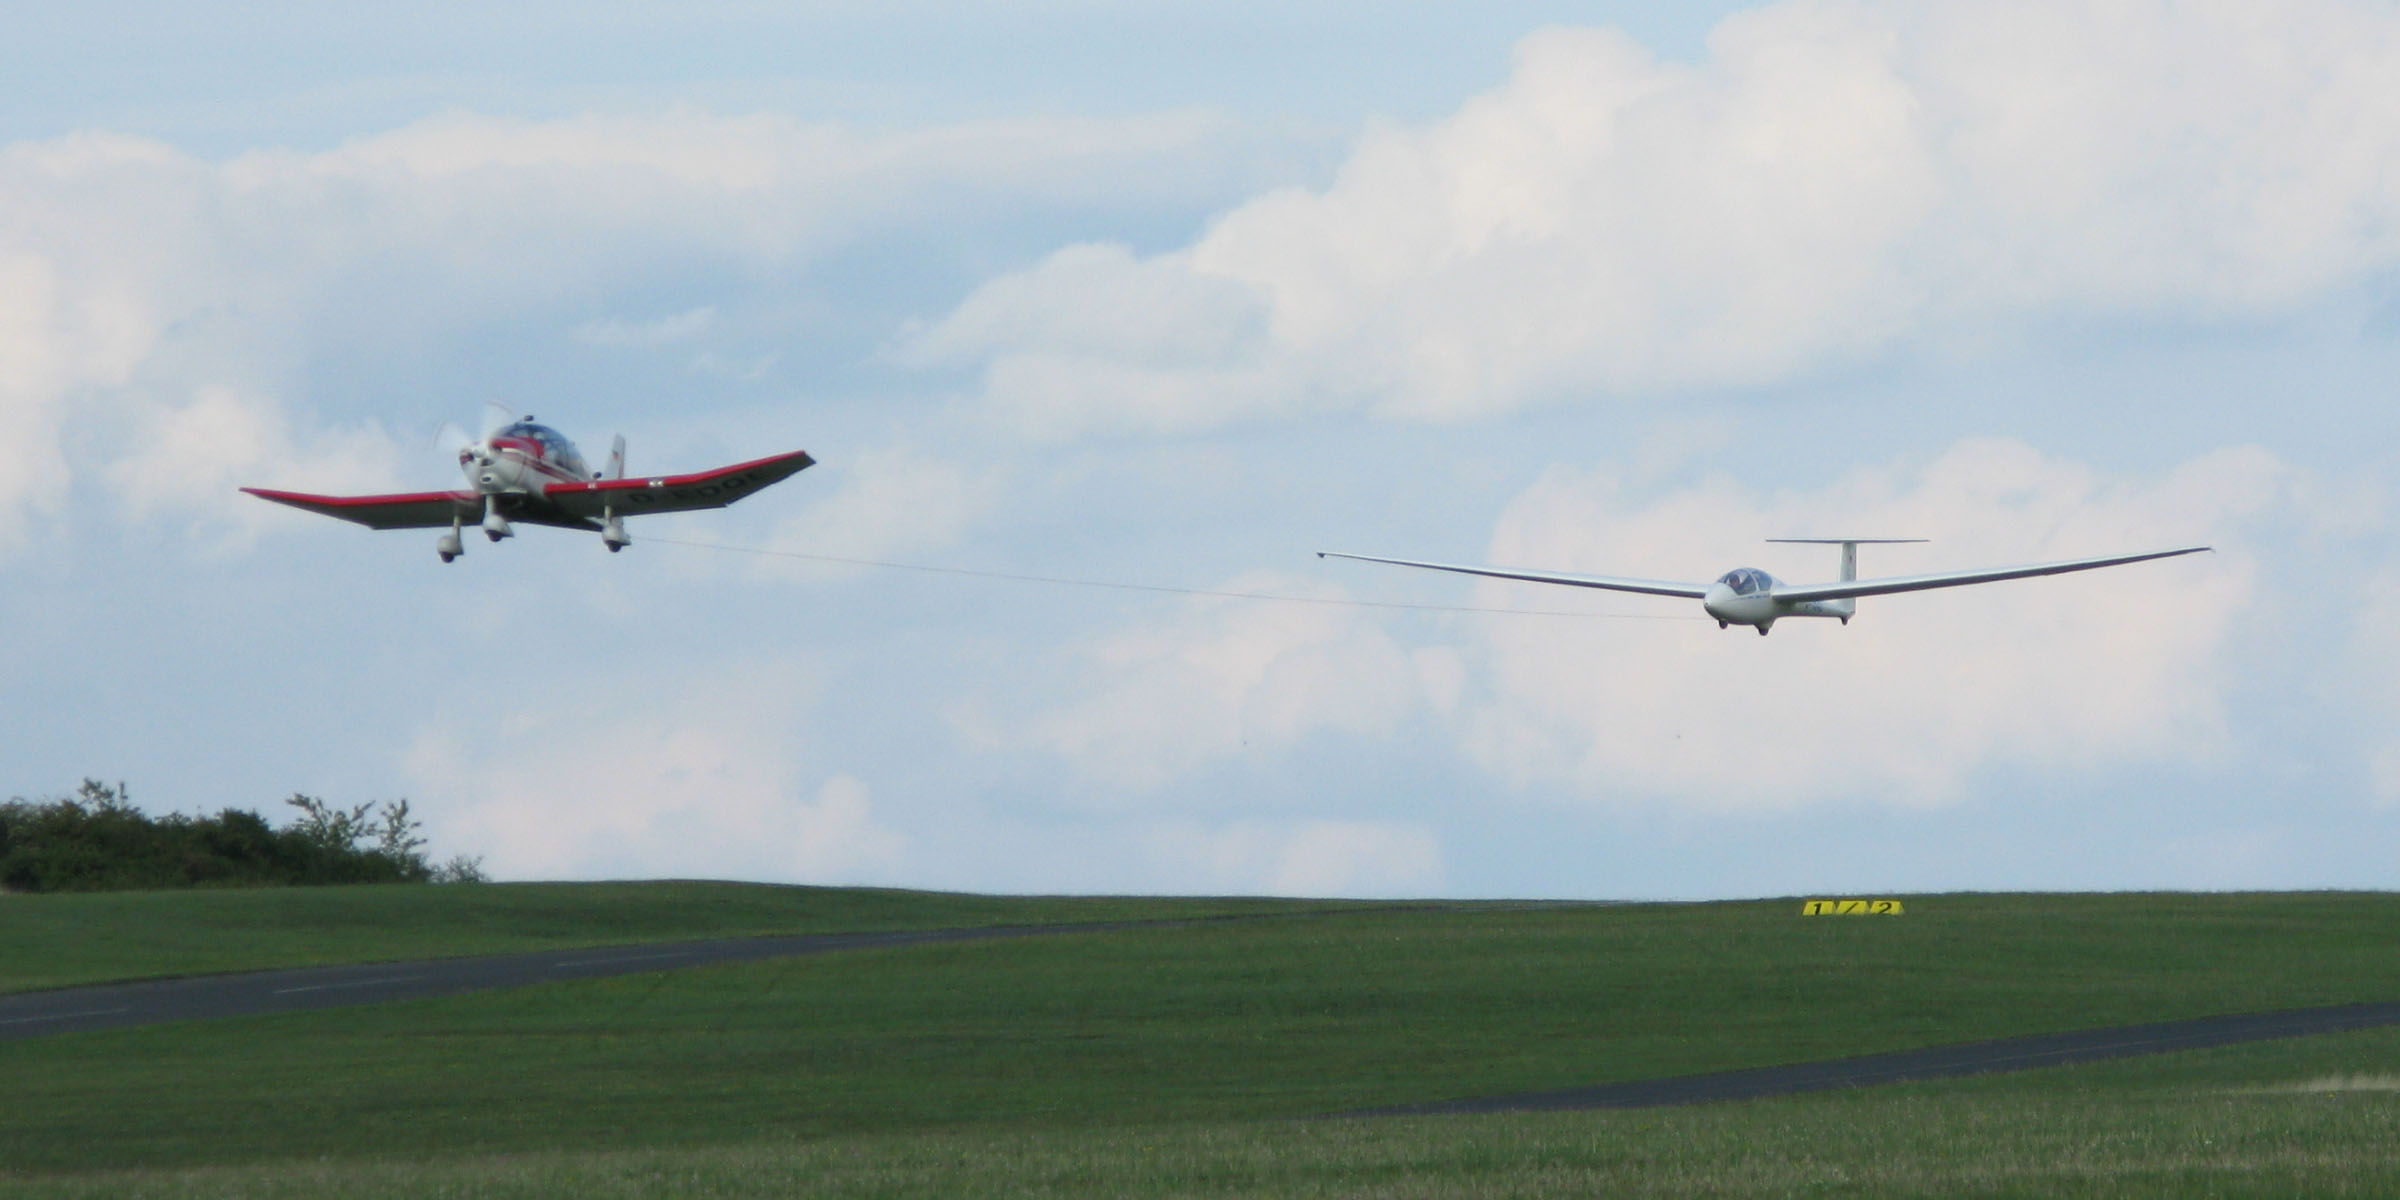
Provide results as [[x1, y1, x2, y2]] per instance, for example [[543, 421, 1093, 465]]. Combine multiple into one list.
[[480, 496, 513, 543]]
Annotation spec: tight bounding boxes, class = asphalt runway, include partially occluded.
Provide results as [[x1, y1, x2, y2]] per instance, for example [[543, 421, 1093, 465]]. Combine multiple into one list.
[[0, 922, 1113, 1041], [1349, 1000, 2400, 1115], [10, 924, 2399, 1113]]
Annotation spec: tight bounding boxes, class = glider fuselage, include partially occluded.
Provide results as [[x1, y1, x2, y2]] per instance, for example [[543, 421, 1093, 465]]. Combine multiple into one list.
[[1702, 569, 1854, 632]]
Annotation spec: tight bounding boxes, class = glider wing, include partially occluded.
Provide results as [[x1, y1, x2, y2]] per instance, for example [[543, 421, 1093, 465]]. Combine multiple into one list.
[[1769, 546, 2212, 603], [1317, 551, 1709, 599]]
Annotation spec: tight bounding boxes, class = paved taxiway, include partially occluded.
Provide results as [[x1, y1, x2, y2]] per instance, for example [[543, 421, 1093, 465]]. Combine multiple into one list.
[[9, 923, 2398, 1110], [1349, 1000, 2400, 1114], [0, 923, 1108, 1041]]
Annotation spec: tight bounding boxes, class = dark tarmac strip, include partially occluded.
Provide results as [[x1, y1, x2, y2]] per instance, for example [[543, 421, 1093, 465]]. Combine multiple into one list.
[[15, 926, 2399, 1117], [0, 923, 1121, 1042], [1349, 1000, 2400, 1116]]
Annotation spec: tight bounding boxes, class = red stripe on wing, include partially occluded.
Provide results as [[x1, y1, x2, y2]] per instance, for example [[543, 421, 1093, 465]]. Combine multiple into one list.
[[241, 487, 476, 530], [542, 450, 815, 519]]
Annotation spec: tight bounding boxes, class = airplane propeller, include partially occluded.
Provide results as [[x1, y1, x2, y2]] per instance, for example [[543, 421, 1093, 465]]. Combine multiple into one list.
[[429, 403, 531, 560], [433, 402, 521, 466]]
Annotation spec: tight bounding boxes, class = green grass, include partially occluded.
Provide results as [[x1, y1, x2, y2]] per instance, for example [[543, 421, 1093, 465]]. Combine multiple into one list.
[[4, 889, 2399, 1195], [9, 1032, 2400, 1198], [0, 880, 1348, 993]]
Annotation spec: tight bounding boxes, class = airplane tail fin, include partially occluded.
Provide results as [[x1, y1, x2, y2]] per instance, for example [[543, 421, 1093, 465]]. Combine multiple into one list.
[[605, 435, 626, 480], [1766, 538, 1928, 582]]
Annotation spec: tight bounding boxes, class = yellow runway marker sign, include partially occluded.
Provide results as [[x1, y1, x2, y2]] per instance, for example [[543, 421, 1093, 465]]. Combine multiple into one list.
[[1800, 899, 1904, 916]]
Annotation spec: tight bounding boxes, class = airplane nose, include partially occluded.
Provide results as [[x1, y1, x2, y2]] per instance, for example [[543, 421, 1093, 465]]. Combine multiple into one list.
[[472, 457, 525, 492], [1702, 582, 1734, 618]]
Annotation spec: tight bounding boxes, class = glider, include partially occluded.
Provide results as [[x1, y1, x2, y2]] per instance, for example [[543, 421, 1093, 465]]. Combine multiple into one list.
[[1320, 538, 2210, 635], [243, 416, 813, 562]]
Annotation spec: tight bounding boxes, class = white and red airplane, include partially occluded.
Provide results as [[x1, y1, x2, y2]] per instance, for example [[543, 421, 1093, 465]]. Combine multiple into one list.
[[243, 417, 814, 561], [1321, 538, 2211, 634]]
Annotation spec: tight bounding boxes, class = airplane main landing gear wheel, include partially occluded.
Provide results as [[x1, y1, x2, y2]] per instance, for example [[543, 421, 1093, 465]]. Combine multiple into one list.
[[600, 506, 630, 554], [1756, 626, 1770, 636]]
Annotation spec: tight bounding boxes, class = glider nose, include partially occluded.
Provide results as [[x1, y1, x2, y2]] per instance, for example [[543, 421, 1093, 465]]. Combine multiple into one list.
[[1702, 581, 1738, 623]]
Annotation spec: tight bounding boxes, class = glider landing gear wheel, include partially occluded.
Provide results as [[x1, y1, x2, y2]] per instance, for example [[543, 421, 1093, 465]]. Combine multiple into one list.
[[1756, 626, 1770, 636], [1717, 620, 1727, 629]]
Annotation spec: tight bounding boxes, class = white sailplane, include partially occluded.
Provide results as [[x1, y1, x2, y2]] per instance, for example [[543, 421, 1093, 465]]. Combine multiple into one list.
[[1319, 538, 2211, 635]]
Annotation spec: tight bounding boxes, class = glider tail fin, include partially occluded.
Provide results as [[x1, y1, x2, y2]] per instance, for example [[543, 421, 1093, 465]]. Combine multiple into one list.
[[1766, 539, 1928, 621], [1767, 538, 1928, 582]]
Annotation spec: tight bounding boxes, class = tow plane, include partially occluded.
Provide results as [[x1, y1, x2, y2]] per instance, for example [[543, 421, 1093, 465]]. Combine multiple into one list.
[[1320, 538, 2210, 634], [243, 417, 814, 562]]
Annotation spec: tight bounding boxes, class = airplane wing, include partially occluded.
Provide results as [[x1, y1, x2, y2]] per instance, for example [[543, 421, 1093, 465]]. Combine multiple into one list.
[[543, 450, 815, 520], [240, 488, 476, 530], [1317, 551, 1709, 599], [1770, 546, 2212, 603]]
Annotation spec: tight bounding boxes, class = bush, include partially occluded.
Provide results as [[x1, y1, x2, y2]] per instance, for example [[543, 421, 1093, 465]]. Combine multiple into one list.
[[0, 781, 459, 893]]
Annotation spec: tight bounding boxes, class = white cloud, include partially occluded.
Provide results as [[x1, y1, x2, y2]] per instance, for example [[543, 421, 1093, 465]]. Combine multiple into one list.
[[107, 385, 408, 547], [2346, 565, 2400, 807], [755, 445, 1001, 576], [790, 775, 909, 881], [994, 574, 1453, 792], [0, 135, 218, 550], [400, 658, 906, 883], [573, 306, 717, 348], [1453, 439, 2285, 808], [1141, 818, 1445, 897], [0, 107, 1293, 557], [919, 0, 2400, 436]]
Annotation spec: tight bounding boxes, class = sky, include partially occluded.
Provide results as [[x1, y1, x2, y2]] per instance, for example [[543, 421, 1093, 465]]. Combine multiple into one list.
[[7, 0, 2400, 899]]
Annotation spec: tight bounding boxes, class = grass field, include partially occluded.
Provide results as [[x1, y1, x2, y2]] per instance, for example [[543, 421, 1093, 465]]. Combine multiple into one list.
[[4, 886, 2399, 1196], [0, 881, 1349, 993]]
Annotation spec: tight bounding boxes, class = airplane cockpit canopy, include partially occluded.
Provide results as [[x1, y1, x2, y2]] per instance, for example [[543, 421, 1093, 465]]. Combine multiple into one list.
[[1716, 567, 1775, 596], [497, 421, 589, 478]]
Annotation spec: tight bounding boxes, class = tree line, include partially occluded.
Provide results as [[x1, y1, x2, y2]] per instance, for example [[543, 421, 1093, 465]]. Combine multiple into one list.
[[0, 780, 485, 892]]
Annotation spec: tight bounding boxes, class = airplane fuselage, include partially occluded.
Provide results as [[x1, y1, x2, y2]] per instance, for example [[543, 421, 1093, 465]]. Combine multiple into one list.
[[463, 422, 594, 495]]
